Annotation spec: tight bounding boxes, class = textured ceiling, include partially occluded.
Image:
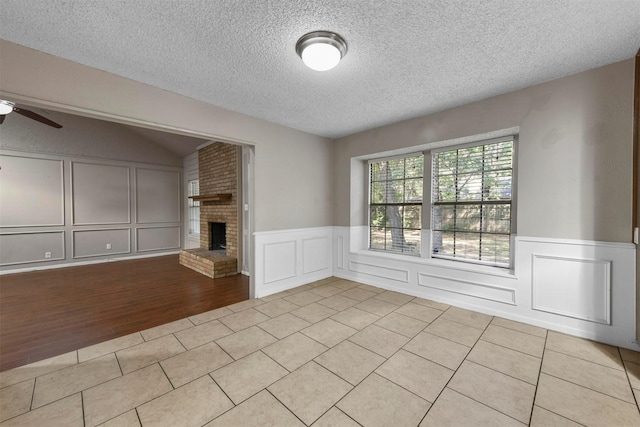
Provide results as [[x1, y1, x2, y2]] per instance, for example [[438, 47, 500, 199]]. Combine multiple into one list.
[[1, 1, 639, 139]]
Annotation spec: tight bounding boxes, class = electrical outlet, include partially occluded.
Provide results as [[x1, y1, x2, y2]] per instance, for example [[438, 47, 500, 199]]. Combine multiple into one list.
[[106, 243, 112, 250], [44, 252, 52, 259]]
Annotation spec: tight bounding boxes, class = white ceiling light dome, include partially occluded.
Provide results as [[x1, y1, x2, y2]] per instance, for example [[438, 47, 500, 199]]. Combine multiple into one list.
[[295, 31, 347, 71]]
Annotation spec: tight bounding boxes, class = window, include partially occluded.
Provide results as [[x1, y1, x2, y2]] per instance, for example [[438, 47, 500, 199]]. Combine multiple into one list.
[[369, 154, 423, 255], [187, 179, 200, 235], [431, 138, 513, 267]]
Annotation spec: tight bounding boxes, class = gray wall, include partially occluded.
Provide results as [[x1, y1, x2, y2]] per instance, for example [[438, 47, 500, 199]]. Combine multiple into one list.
[[0, 108, 183, 166], [333, 59, 634, 243], [0, 111, 184, 270], [0, 40, 334, 233]]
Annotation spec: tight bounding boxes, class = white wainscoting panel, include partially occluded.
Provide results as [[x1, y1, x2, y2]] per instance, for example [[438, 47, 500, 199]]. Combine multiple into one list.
[[418, 272, 516, 305], [333, 227, 638, 351], [336, 235, 345, 270], [303, 236, 329, 274], [532, 254, 611, 324], [349, 260, 409, 283], [254, 227, 333, 297], [264, 241, 297, 284]]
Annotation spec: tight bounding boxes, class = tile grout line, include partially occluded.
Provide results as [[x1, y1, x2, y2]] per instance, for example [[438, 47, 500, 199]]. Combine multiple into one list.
[[81, 391, 86, 427], [543, 346, 627, 373], [618, 347, 640, 411], [29, 376, 36, 412], [528, 330, 547, 425], [489, 318, 548, 339], [416, 312, 494, 424], [264, 388, 309, 426], [476, 337, 544, 360], [134, 408, 143, 427], [541, 371, 639, 406]]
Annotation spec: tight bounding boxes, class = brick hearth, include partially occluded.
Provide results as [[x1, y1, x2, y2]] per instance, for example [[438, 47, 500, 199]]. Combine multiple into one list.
[[179, 249, 238, 278]]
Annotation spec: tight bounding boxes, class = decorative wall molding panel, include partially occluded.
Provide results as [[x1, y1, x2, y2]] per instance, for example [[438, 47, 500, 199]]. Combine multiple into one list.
[[136, 226, 181, 252], [135, 168, 181, 224], [0, 231, 65, 265], [254, 227, 333, 297], [0, 150, 182, 271], [0, 155, 64, 227], [72, 162, 130, 225], [72, 228, 131, 258]]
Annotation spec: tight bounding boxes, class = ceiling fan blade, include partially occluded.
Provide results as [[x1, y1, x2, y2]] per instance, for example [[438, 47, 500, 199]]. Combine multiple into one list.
[[13, 107, 63, 128], [0, 115, 5, 125]]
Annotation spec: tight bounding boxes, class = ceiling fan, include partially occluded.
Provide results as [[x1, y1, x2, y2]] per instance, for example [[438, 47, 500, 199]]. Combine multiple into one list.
[[0, 100, 63, 128]]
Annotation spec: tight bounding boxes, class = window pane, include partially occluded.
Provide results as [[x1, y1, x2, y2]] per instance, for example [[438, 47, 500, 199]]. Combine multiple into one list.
[[480, 234, 510, 265], [454, 232, 480, 260], [435, 231, 454, 256], [484, 205, 511, 233], [431, 139, 513, 267], [390, 180, 405, 203], [385, 205, 403, 228], [370, 227, 386, 250], [433, 173, 455, 203], [456, 205, 482, 232], [388, 159, 405, 179], [483, 170, 512, 200], [403, 205, 421, 229], [457, 173, 483, 201], [484, 141, 513, 171], [405, 178, 422, 202], [369, 153, 423, 256], [371, 181, 384, 203], [403, 229, 421, 254], [370, 206, 386, 228], [405, 156, 423, 178], [370, 162, 385, 182]]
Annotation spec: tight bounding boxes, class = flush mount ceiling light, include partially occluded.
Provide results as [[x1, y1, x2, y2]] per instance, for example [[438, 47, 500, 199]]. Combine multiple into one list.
[[295, 31, 347, 71]]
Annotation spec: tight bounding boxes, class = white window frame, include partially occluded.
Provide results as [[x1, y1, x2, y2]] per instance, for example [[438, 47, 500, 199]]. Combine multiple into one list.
[[429, 136, 516, 268], [368, 152, 424, 256]]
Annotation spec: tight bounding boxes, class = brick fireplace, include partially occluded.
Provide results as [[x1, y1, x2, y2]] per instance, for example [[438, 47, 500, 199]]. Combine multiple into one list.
[[179, 142, 241, 278]]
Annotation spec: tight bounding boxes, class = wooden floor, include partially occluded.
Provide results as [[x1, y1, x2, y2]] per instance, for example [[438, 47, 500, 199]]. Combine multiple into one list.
[[0, 255, 249, 372]]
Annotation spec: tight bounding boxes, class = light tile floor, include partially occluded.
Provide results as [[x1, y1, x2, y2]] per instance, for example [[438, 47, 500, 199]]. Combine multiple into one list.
[[2, 277, 640, 426]]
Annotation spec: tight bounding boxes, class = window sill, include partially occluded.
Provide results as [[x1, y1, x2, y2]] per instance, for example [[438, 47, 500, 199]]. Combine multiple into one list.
[[351, 249, 517, 279]]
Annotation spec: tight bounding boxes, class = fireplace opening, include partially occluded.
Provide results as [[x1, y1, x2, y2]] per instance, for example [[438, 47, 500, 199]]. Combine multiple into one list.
[[209, 222, 226, 252]]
